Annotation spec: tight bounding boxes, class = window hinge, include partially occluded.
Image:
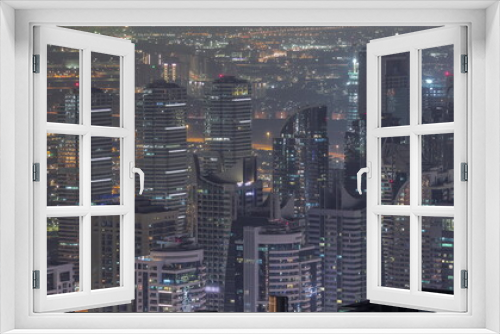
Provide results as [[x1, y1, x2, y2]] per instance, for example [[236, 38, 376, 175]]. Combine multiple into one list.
[[33, 270, 40, 289], [33, 54, 40, 73], [33, 163, 40, 182], [461, 162, 468, 181], [461, 54, 468, 73], [461, 270, 468, 289]]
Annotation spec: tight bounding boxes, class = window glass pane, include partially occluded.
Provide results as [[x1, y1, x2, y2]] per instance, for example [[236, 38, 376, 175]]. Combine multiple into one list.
[[421, 45, 454, 124], [47, 133, 80, 206], [381, 52, 410, 127], [381, 136, 410, 205], [47, 217, 80, 295], [381, 215, 410, 289], [91, 52, 120, 127], [91, 216, 121, 290], [47, 45, 80, 124], [91, 137, 120, 205], [421, 134, 454, 206], [421, 217, 454, 294]]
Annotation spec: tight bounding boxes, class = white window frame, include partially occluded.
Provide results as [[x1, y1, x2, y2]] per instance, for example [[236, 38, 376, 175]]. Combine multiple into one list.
[[33, 26, 136, 313], [366, 26, 467, 312], [0, 1, 499, 333]]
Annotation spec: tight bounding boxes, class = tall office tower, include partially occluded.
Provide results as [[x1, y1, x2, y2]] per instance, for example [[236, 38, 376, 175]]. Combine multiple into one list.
[[136, 80, 188, 236], [379, 136, 411, 289], [272, 105, 329, 238], [204, 76, 253, 172], [90, 215, 121, 290], [136, 245, 207, 313], [194, 155, 238, 312], [381, 52, 411, 127], [135, 199, 181, 257], [243, 225, 323, 312], [225, 215, 270, 312], [90, 88, 120, 206], [193, 154, 263, 312], [421, 217, 454, 294], [343, 50, 367, 197], [307, 188, 366, 312]]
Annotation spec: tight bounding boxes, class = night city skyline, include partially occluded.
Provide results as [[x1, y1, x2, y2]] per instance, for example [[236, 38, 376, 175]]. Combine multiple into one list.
[[44, 25, 455, 313]]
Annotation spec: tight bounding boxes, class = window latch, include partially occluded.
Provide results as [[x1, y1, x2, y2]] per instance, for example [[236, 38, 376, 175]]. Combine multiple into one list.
[[356, 162, 371, 195], [129, 162, 144, 195]]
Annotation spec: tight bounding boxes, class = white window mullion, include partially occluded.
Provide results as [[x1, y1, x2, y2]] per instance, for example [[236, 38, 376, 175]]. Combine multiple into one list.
[[121, 43, 136, 297], [409, 46, 419, 296], [33, 26, 49, 308], [453, 26, 468, 310], [81, 214, 90, 295]]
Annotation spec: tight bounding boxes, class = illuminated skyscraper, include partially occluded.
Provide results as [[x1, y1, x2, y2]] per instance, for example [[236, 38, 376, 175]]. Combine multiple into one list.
[[136, 245, 206, 313], [194, 155, 263, 312], [204, 76, 253, 172], [243, 225, 323, 312], [136, 80, 188, 236], [272, 105, 329, 237]]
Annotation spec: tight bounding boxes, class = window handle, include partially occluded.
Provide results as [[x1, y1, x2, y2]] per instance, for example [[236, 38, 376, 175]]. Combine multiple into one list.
[[129, 162, 144, 195], [357, 162, 371, 195]]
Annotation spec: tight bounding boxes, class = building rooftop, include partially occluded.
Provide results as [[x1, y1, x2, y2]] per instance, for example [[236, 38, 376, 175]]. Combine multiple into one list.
[[146, 79, 181, 89], [213, 75, 248, 84]]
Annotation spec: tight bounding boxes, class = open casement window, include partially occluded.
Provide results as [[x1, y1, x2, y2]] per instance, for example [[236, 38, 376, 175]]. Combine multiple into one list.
[[363, 26, 467, 312], [33, 26, 140, 312]]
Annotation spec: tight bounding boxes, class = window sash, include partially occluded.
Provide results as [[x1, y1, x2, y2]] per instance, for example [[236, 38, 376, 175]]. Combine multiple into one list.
[[366, 26, 468, 312], [33, 26, 136, 313]]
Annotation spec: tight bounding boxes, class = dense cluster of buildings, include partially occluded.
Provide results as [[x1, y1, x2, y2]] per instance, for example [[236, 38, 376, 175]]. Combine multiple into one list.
[[45, 26, 455, 313]]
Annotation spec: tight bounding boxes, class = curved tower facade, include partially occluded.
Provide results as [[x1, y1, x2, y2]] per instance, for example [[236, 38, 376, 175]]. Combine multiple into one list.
[[273, 105, 329, 223]]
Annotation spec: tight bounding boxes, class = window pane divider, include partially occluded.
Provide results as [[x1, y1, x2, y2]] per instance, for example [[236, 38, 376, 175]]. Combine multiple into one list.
[[372, 206, 455, 217], [46, 206, 90, 217], [89, 205, 129, 216], [373, 123, 454, 138], [46, 123, 88, 136], [90, 126, 130, 138]]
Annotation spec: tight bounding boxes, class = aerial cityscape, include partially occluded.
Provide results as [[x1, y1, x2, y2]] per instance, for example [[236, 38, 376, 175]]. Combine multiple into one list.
[[45, 26, 455, 313]]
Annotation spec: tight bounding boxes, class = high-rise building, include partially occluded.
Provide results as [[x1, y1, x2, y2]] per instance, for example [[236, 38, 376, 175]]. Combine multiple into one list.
[[307, 187, 366, 312], [193, 155, 238, 312], [343, 50, 367, 197], [90, 88, 120, 206], [91, 216, 121, 290], [204, 76, 253, 172], [194, 154, 263, 312], [272, 105, 329, 239], [243, 225, 323, 312], [136, 80, 188, 236], [136, 245, 206, 313], [135, 199, 180, 257]]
